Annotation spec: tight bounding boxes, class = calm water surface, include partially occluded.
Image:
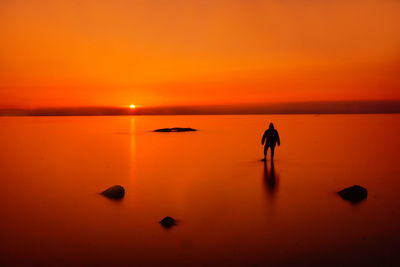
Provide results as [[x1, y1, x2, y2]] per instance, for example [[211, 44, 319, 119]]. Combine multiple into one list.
[[0, 115, 400, 266]]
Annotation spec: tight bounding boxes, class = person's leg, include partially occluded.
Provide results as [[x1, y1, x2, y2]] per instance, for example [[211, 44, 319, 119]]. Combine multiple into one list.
[[264, 145, 269, 161], [271, 145, 275, 161]]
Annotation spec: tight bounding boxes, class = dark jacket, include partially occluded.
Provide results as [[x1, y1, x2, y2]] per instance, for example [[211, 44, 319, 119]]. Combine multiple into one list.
[[262, 129, 280, 147]]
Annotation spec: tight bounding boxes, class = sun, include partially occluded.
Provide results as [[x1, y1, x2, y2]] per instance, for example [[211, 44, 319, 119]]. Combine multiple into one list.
[[129, 104, 136, 109]]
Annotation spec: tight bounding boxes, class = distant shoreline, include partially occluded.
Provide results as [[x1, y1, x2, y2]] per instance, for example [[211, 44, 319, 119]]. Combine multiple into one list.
[[1, 100, 399, 116], [1, 113, 400, 117]]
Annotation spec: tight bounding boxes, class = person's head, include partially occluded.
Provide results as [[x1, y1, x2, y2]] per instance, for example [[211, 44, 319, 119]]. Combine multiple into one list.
[[269, 123, 274, 129]]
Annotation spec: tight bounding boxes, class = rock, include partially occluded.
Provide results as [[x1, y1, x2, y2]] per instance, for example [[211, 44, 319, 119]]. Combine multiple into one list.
[[101, 185, 125, 199], [154, 128, 171, 132], [154, 127, 197, 132], [338, 185, 368, 203], [159, 216, 177, 228]]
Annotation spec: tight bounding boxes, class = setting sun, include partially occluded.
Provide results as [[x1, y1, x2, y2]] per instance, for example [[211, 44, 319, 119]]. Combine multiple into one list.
[[129, 104, 136, 109]]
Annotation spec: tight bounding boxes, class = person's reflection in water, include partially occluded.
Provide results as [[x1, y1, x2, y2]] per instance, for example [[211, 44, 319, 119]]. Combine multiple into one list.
[[263, 160, 279, 199], [261, 123, 280, 161]]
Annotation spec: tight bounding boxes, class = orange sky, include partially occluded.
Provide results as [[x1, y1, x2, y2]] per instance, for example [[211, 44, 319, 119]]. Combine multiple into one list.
[[0, 0, 399, 108]]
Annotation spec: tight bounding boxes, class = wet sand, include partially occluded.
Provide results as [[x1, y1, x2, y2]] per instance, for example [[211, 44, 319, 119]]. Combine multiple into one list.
[[0, 115, 399, 266]]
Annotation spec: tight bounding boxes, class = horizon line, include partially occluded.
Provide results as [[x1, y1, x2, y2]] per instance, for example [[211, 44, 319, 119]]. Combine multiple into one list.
[[1, 100, 399, 116]]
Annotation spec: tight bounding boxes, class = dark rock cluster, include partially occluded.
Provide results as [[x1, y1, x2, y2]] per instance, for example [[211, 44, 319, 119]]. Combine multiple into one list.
[[154, 127, 197, 132]]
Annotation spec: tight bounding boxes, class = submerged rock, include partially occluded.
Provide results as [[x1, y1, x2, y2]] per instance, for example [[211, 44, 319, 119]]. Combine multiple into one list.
[[338, 185, 368, 203], [101, 185, 125, 199], [159, 216, 177, 228], [154, 127, 197, 132]]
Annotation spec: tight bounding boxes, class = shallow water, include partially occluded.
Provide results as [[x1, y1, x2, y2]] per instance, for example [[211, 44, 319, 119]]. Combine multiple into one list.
[[0, 115, 399, 266]]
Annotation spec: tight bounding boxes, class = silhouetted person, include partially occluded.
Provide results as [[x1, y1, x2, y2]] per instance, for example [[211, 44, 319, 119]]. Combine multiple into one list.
[[261, 123, 280, 161]]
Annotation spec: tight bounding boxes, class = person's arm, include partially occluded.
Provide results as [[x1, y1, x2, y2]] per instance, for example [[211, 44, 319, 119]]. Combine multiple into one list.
[[276, 131, 280, 146], [261, 131, 266, 145]]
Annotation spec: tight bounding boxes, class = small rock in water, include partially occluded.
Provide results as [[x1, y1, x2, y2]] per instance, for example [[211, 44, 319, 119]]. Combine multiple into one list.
[[154, 127, 197, 132], [154, 128, 172, 132], [101, 185, 125, 199], [159, 216, 177, 228], [338, 185, 368, 203]]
